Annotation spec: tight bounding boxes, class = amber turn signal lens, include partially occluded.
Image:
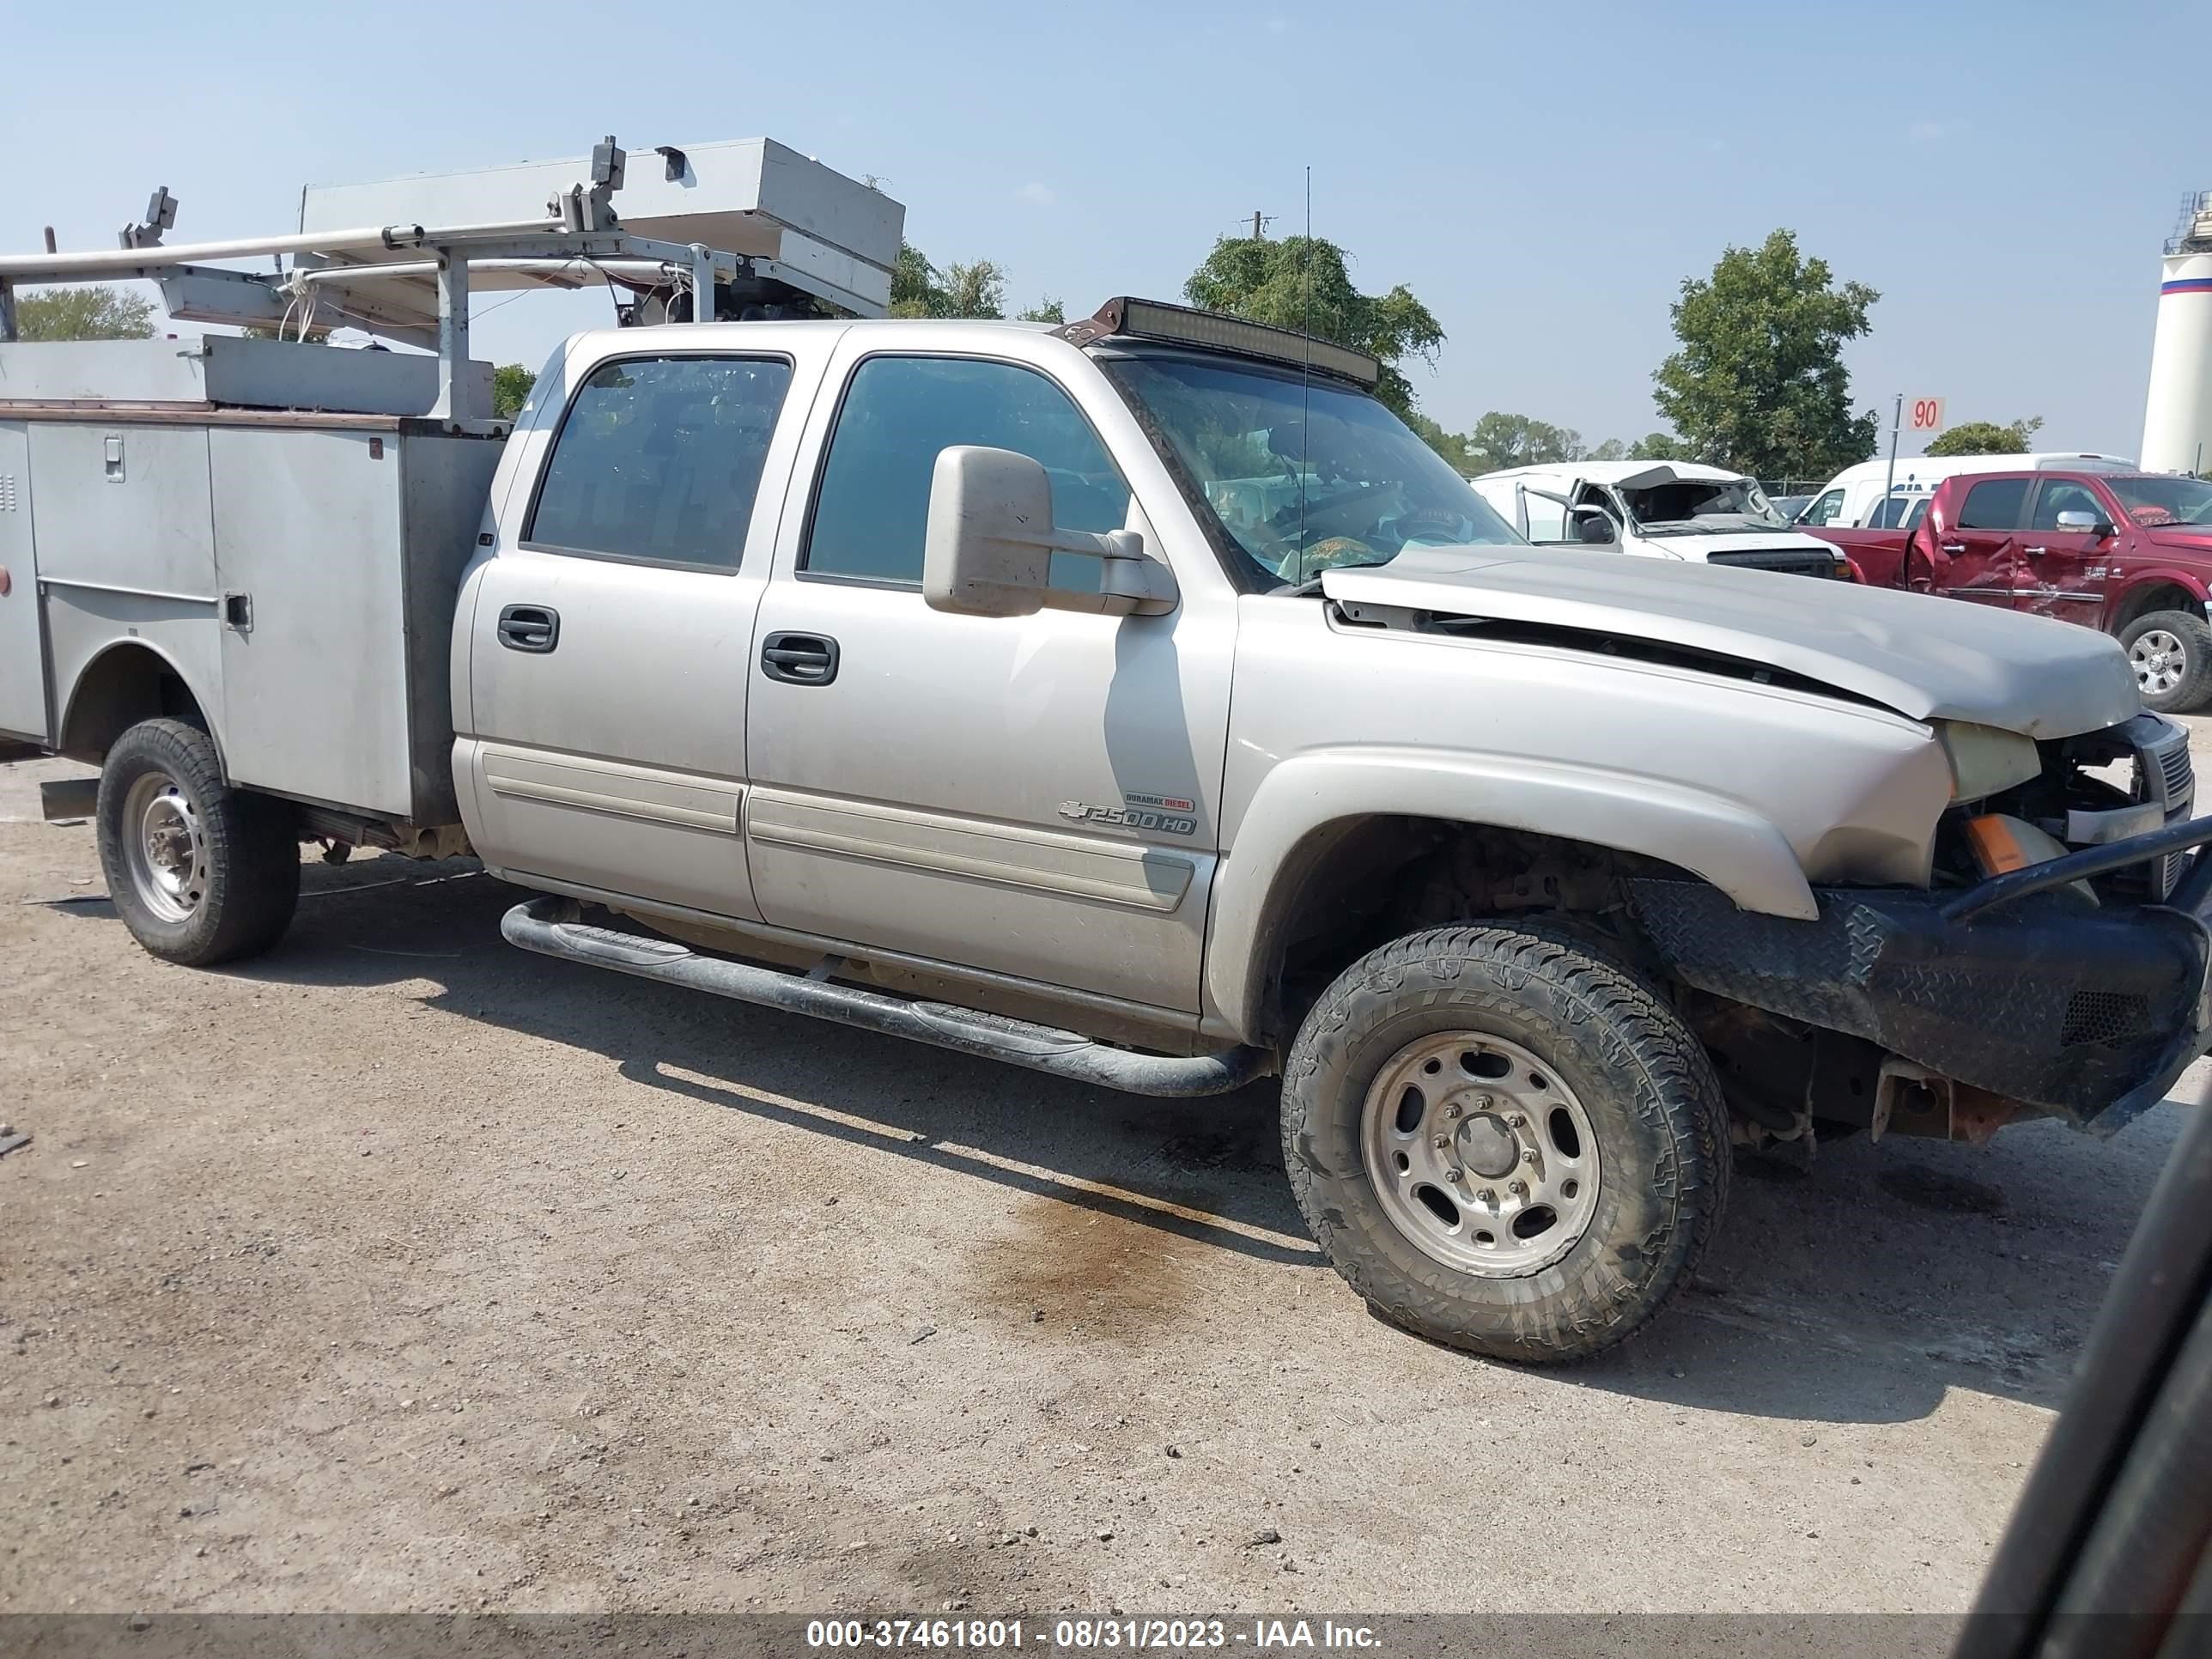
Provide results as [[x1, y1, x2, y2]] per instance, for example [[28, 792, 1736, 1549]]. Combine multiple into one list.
[[1964, 814, 2032, 877]]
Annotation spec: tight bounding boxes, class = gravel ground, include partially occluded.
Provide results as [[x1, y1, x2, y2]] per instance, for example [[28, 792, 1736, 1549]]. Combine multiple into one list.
[[2, 749, 2203, 1618]]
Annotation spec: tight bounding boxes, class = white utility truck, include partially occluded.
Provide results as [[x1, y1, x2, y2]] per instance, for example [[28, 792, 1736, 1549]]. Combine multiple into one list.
[[5, 143, 2209, 1365]]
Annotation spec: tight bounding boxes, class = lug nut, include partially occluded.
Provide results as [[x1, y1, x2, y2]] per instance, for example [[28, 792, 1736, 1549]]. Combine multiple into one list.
[[1431, 1134, 1451, 1150], [1476, 1188, 1495, 1204], [1508, 1179, 1528, 1196], [1443, 1167, 1463, 1183], [1505, 1111, 1528, 1128], [1442, 1102, 1463, 1121], [1522, 1149, 1538, 1165], [1474, 1095, 1494, 1110]]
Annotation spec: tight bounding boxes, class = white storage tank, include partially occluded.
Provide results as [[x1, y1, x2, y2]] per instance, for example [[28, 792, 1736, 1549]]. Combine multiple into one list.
[[2142, 192, 2212, 476]]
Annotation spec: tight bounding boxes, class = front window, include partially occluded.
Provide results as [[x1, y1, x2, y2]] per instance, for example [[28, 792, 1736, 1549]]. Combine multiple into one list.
[[2106, 475, 2212, 528], [1620, 476, 1790, 536], [1802, 489, 1844, 526], [1100, 352, 1520, 586]]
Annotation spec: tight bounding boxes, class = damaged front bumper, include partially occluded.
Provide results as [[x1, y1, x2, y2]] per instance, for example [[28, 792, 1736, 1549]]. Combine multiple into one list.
[[1632, 815, 2212, 1138]]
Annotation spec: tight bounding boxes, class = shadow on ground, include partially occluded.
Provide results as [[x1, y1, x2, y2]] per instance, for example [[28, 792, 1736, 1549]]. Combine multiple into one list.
[[54, 850, 2179, 1425]]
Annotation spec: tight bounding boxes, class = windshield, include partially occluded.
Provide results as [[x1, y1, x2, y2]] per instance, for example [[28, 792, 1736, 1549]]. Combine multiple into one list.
[[1623, 477, 1790, 535], [1101, 353, 1521, 586], [2107, 475, 2212, 528]]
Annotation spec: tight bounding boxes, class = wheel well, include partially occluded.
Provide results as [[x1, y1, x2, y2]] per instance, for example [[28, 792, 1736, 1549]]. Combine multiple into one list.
[[2113, 582, 2203, 635], [58, 645, 210, 767], [1250, 815, 1692, 1044]]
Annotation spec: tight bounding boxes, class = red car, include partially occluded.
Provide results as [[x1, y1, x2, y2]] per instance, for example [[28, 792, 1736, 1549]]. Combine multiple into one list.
[[1807, 471, 2212, 712]]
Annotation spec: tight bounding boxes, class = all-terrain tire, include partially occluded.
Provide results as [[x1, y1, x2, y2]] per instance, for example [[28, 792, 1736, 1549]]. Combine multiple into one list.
[[2120, 610, 2212, 714], [1280, 922, 1729, 1364], [95, 718, 301, 966]]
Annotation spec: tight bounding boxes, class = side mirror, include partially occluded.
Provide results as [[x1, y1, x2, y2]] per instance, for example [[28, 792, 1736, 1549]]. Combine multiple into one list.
[[2055, 509, 2114, 538], [1571, 506, 1617, 545], [922, 446, 1176, 618]]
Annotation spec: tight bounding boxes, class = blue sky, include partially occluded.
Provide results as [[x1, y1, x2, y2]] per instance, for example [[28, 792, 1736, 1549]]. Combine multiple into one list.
[[5, 0, 2206, 459]]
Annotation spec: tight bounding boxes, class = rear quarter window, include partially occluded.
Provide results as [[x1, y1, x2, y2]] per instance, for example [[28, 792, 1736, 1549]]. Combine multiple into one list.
[[1956, 478, 2030, 531]]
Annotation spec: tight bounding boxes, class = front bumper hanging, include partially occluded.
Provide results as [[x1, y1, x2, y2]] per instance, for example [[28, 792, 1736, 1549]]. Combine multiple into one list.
[[1631, 815, 2212, 1133]]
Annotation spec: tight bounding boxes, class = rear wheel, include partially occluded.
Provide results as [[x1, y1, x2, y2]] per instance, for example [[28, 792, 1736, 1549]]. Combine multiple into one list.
[[96, 718, 301, 965], [2121, 611, 2212, 714], [1280, 923, 1729, 1363]]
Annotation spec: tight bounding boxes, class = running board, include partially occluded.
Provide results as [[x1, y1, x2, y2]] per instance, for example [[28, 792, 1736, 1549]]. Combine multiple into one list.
[[499, 897, 1270, 1097]]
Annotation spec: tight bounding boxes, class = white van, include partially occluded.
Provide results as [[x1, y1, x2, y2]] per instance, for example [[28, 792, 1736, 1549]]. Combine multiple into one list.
[[1472, 461, 1850, 579], [1798, 452, 2137, 530]]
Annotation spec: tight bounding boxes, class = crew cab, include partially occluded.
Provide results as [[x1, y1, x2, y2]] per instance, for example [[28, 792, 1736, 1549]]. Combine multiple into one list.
[[9, 223, 2212, 1369], [1470, 460, 1851, 580], [1804, 469, 2212, 712]]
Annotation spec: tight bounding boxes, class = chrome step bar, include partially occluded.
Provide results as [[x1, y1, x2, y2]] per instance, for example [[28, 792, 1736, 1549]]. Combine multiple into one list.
[[499, 897, 1270, 1097]]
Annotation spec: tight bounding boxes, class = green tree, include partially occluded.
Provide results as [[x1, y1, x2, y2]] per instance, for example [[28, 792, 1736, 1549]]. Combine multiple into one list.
[[1459, 411, 1584, 472], [1018, 297, 1066, 324], [1182, 234, 1443, 418], [1652, 229, 1879, 478], [493, 364, 538, 422], [889, 242, 1006, 319], [14, 284, 155, 341], [1586, 438, 1628, 462], [1628, 431, 1698, 461], [1923, 416, 2044, 458]]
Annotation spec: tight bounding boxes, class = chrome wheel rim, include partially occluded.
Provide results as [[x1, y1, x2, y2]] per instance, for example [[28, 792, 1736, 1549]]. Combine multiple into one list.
[[2132, 630, 2187, 697], [1359, 1031, 1600, 1278], [122, 770, 207, 923]]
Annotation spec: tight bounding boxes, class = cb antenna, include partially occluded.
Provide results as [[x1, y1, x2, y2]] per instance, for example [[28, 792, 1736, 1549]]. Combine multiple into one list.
[[1297, 165, 1314, 579]]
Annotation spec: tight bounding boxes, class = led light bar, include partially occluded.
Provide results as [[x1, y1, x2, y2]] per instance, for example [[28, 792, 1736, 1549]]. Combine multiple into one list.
[[1059, 296, 1381, 388]]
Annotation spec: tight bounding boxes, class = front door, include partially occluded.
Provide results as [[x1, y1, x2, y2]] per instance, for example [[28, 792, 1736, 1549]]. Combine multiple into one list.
[[744, 345, 1233, 1014], [2014, 477, 2114, 629], [1933, 477, 2031, 605], [460, 349, 807, 921]]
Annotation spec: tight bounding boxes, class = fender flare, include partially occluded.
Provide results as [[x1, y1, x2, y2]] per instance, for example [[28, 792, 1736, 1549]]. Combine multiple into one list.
[[58, 637, 229, 777], [1203, 747, 1817, 1040], [2111, 568, 2211, 625]]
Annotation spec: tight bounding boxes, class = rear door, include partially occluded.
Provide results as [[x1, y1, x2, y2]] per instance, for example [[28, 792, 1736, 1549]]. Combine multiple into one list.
[[1931, 477, 2031, 605], [0, 422, 42, 742], [459, 343, 817, 921], [2014, 477, 2113, 627]]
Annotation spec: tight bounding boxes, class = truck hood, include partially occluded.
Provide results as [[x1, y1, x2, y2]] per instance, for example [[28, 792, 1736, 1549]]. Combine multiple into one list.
[[1628, 528, 1842, 562], [1322, 544, 2140, 738]]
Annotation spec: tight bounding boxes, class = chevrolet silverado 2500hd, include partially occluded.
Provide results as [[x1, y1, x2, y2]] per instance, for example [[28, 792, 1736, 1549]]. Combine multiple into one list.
[[8, 214, 2212, 1363]]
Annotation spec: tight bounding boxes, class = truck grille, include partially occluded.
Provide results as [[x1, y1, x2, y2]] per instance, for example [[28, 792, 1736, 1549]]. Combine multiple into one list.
[[1705, 548, 1842, 579], [2133, 720, 2195, 899]]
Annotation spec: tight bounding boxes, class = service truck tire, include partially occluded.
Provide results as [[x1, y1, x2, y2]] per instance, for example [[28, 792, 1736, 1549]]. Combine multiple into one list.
[[1280, 923, 1729, 1364], [2120, 611, 2212, 714], [95, 718, 301, 966]]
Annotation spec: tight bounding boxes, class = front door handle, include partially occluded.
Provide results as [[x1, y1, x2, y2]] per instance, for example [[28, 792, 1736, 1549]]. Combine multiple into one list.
[[497, 604, 560, 653], [760, 631, 840, 686], [1940, 542, 1967, 554]]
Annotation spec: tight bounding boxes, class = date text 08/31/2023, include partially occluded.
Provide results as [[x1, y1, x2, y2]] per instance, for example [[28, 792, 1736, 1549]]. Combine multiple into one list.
[[805, 1618, 1382, 1650]]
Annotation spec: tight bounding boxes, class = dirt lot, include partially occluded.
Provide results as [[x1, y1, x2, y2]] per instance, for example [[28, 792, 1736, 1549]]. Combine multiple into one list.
[[1, 750, 2202, 1619]]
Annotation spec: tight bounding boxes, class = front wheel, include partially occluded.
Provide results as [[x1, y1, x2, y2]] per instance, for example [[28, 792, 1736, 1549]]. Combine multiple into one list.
[[96, 718, 301, 965], [2120, 611, 2212, 714], [1280, 924, 1729, 1363]]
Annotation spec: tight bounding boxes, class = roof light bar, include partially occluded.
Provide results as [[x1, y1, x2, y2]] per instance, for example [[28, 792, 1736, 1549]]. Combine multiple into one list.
[[1059, 296, 1381, 388]]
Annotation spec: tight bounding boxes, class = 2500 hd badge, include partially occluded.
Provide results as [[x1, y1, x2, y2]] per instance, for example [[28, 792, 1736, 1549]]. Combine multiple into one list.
[[1058, 792, 1200, 836]]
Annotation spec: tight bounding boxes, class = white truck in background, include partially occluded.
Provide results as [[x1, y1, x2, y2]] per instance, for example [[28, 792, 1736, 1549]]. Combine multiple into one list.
[[1471, 459, 1852, 581]]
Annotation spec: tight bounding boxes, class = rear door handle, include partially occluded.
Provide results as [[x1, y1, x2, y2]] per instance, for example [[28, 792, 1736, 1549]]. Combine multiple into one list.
[[2022, 545, 2049, 556], [760, 630, 840, 686], [497, 604, 560, 653]]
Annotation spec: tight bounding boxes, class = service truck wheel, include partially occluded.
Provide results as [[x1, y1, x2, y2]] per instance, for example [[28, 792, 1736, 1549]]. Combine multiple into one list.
[[2121, 611, 2212, 714], [95, 718, 301, 966], [1280, 924, 1729, 1364]]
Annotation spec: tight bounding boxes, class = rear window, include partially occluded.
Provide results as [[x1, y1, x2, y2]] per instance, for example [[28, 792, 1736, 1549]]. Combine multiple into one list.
[[527, 355, 794, 568], [1956, 478, 2030, 531]]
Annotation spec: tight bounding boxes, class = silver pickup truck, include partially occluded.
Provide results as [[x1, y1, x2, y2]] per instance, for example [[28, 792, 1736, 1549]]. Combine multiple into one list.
[[7, 291, 2210, 1365]]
